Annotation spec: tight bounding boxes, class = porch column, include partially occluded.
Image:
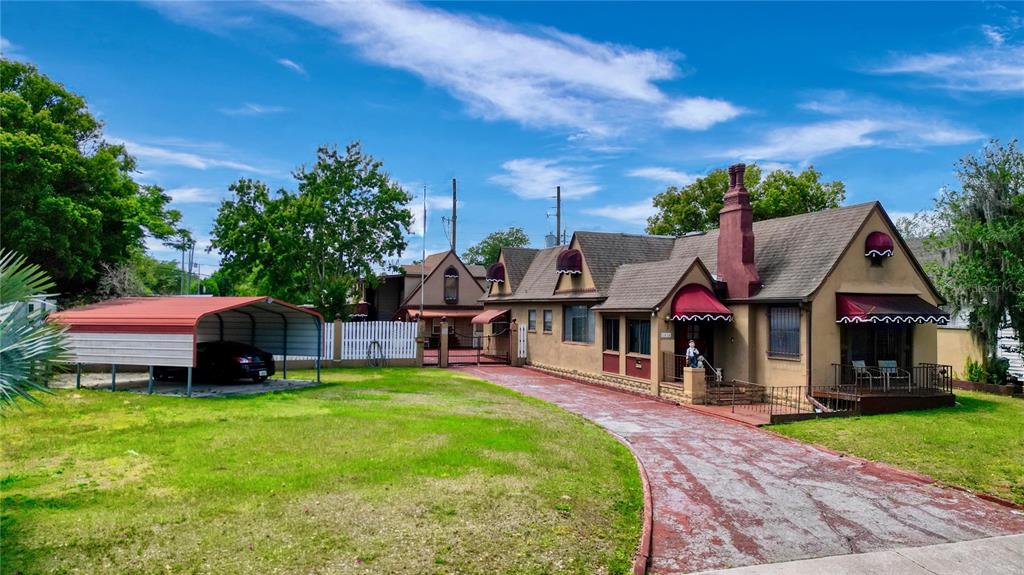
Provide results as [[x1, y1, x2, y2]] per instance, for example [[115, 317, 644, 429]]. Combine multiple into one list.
[[439, 318, 449, 368], [415, 319, 426, 367], [683, 367, 706, 404], [618, 314, 627, 374], [650, 311, 662, 397]]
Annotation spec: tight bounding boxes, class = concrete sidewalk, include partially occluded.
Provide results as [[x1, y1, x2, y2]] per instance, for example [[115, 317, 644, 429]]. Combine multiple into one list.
[[693, 533, 1023, 575]]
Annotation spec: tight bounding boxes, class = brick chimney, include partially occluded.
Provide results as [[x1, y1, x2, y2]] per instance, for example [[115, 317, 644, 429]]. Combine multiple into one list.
[[717, 163, 761, 299]]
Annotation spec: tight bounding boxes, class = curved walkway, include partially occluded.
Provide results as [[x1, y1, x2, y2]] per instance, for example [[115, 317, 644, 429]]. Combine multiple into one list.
[[458, 366, 1024, 574]]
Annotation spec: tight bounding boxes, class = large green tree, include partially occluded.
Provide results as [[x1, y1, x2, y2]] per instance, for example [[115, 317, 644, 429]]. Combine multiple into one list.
[[0, 59, 188, 299], [210, 143, 413, 319], [462, 227, 530, 266], [646, 165, 846, 236], [929, 139, 1023, 379]]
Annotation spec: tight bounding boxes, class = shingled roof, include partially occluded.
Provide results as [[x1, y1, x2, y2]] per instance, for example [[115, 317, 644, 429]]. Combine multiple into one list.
[[574, 232, 676, 294], [400, 250, 486, 278], [487, 202, 886, 307], [596, 202, 879, 308], [501, 247, 539, 290], [595, 257, 704, 311]]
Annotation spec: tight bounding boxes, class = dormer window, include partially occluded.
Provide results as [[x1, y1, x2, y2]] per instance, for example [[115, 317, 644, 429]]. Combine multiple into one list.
[[486, 262, 505, 283], [556, 249, 582, 275], [443, 266, 459, 303]]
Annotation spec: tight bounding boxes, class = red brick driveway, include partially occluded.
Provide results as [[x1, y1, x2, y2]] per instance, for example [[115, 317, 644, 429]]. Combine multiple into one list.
[[458, 366, 1024, 574]]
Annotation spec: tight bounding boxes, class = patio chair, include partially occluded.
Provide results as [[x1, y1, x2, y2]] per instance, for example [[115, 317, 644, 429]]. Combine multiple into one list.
[[851, 360, 882, 390], [877, 360, 912, 391]]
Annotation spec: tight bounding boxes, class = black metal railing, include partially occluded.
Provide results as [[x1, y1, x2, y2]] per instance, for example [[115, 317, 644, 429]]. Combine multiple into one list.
[[730, 382, 857, 417], [662, 351, 685, 382], [832, 363, 953, 395]]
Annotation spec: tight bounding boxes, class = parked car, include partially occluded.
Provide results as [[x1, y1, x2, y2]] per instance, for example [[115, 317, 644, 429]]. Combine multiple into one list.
[[154, 341, 275, 383]]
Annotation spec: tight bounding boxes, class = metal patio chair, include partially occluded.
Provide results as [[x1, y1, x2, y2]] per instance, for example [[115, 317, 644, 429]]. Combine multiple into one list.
[[851, 360, 883, 390], [878, 360, 912, 391]]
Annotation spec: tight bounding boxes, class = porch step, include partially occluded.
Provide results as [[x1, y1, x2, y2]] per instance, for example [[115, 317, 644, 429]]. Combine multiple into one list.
[[707, 385, 765, 405]]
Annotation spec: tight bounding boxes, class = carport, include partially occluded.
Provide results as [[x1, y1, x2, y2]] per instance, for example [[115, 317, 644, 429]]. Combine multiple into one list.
[[50, 296, 324, 397]]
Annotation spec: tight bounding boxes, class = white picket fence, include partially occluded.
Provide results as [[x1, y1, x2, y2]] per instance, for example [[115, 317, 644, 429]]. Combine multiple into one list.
[[339, 321, 418, 360], [518, 324, 528, 359]]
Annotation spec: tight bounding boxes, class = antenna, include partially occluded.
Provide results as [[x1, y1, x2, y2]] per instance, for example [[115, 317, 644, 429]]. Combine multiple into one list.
[[556, 185, 561, 246]]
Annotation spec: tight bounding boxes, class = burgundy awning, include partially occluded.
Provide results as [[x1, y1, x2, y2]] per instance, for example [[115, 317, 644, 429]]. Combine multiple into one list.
[[351, 301, 370, 318], [865, 231, 894, 257], [472, 308, 510, 325], [486, 262, 505, 283], [668, 284, 733, 322], [556, 249, 582, 274], [836, 294, 949, 324]]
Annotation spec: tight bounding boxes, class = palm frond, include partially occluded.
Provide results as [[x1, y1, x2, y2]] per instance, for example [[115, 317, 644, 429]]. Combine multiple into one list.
[[0, 250, 67, 409]]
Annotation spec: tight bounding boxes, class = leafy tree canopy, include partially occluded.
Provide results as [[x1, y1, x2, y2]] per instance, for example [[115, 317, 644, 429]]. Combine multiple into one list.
[[645, 164, 846, 236], [928, 139, 1023, 372], [462, 227, 531, 266], [210, 143, 413, 320], [0, 59, 189, 299]]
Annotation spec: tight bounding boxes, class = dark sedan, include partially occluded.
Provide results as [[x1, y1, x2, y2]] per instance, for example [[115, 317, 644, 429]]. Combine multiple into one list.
[[154, 341, 276, 383]]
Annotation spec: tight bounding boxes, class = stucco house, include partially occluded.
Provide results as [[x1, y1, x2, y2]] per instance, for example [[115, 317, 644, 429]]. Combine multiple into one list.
[[480, 164, 954, 413], [360, 250, 486, 347]]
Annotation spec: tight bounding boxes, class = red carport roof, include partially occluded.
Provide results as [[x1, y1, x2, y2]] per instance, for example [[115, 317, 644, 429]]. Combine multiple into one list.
[[49, 296, 322, 333], [472, 308, 510, 324], [667, 284, 733, 322]]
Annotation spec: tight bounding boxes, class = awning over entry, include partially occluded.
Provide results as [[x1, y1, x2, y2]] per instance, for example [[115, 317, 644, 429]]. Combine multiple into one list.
[[407, 309, 480, 320], [472, 308, 510, 325], [667, 284, 733, 322], [836, 294, 949, 324]]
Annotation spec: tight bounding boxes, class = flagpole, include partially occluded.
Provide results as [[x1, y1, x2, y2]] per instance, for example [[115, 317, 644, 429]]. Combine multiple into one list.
[[420, 185, 426, 322]]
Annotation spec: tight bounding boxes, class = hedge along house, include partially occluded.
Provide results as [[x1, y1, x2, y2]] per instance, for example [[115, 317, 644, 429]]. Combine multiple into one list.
[[482, 164, 954, 413], [50, 296, 324, 397]]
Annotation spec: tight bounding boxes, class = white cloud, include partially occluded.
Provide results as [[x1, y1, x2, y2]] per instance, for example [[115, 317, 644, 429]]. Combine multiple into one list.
[[268, 1, 740, 136], [981, 24, 1006, 46], [489, 158, 600, 200], [1, 36, 25, 59], [727, 119, 882, 161], [584, 198, 656, 227], [219, 103, 288, 116], [166, 187, 221, 204], [112, 137, 272, 174], [869, 43, 1024, 94], [276, 58, 307, 76], [722, 92, 983, 162], [665, 97, 744, 130], [627, 167, 699, 186]]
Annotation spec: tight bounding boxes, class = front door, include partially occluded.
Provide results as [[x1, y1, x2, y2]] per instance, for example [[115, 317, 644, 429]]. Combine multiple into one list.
[[675, 322, 715, 366]]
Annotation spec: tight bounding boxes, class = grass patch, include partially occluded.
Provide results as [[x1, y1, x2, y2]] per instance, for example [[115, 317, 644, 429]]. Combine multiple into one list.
[[1, 368, 642, 574], [773, 391, 1024, 504]]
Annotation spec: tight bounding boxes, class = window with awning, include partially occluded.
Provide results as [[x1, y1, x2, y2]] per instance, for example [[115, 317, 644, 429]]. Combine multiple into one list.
[[865, 231, 894, 257], [486, 263, 505, 283], [836, 294, 949, 324], [667, 284, 733, 322], [556, 249, 583, 275]]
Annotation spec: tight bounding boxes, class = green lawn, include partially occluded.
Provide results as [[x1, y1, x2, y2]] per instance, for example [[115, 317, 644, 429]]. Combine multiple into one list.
[[773, 391, 1024, 505], [1, 368, 642, 575]]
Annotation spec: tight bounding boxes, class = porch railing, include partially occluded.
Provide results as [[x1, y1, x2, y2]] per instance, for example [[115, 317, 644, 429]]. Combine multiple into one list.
[[662, 352, 722, 386], [832, 363, 953, 395], [727, 381, 858, 419]]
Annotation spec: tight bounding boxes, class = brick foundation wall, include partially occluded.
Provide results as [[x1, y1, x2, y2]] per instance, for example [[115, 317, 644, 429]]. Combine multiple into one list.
[[529, 362, 652, 395]]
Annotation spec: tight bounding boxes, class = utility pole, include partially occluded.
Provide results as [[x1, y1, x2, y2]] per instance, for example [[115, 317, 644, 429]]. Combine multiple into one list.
[[556, 185, 562, 246], [187, 243, 195, 295], [180, 248, 186, 294], [451, 177, 457, 252]]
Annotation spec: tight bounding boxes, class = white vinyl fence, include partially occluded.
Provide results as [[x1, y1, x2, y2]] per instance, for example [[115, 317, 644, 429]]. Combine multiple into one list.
[[518, 324, 528, 359], [339, 321, 418, 360]]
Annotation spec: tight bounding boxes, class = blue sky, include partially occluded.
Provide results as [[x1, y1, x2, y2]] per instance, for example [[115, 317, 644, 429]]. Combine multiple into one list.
[[3, 1, 1022, 273]]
